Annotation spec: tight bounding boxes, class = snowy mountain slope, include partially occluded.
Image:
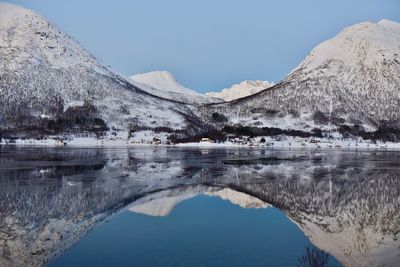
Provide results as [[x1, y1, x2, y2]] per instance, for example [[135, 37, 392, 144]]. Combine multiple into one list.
[[0, 3, 204, 137], [207, 20, 400, 136], [206, 80, 274, 101], [130, 71, 221, 104]]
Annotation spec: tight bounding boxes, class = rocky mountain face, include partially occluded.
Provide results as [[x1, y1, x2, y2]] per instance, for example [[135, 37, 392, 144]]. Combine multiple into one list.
[[130, 71, 221, 105], [206, 20, 400, 140], [206, 80, 274, 101], [0, 3, 206, 138]]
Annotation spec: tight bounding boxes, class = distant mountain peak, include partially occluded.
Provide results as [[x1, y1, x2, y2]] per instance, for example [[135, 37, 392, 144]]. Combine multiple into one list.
[[130, 71, 201, 96], [206, 80, 274, 101], [129, 71, 223, 104], [377, 18, 400, 26]]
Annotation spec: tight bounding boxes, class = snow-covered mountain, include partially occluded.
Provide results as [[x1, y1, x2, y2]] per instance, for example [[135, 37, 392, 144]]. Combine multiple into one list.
[[206, 80, 274, 101], [130, 71, 221, 105], [2, 2, 400, 142], [208, 20, 400, 138], [0, 3, 204, 137]]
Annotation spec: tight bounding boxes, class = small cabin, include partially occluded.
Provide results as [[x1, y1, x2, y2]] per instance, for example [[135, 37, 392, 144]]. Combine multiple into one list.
[[152, 137, 161, 145]]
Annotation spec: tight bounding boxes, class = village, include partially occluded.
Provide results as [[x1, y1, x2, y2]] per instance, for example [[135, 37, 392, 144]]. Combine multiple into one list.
[[0, 129, 396, 149]]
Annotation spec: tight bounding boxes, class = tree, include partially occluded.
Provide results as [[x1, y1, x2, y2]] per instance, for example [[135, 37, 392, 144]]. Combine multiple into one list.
[[0, 114, 3, 141], [211, 112, 228, 123]]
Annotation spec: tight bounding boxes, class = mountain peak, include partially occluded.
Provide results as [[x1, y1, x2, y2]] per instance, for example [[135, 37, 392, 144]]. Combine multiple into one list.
[[0, 2, 33, 17], [292, 19, 400, 74], [378, 18, 400, 26], [0, 2, 39, 29], [378, 19, 400, 33], [0, 1, 106, 71], [139, 70, 176, 84]]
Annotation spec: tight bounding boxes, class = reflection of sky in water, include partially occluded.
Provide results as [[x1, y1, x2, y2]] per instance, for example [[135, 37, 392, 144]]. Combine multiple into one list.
[[48, 195, 341, 267]]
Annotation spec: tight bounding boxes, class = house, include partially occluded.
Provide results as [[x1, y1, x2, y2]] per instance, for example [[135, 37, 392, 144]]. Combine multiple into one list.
[[232, 137, 246, 145], [200, 137, 213, 143], [152, 137, 161, 145]]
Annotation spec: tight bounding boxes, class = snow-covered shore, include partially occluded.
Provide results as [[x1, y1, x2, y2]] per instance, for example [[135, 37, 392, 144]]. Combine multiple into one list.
[[175, 138, 400, 150], [2, 136, 400, 150]]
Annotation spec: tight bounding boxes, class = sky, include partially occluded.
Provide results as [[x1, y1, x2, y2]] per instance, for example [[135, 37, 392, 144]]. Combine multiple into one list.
[[7, 0, 400, 93]]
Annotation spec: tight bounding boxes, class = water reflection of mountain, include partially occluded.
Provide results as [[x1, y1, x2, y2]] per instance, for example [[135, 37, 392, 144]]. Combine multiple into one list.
[[0, 147, 399, 267], [219, 157, 400, 267]]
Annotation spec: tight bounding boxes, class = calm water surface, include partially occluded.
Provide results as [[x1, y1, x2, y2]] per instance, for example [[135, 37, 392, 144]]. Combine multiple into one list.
[[0, 146, 399, 267]]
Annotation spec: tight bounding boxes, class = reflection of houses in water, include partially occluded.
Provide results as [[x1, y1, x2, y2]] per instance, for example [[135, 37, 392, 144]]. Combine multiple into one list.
[[0, 148, 399, 267]]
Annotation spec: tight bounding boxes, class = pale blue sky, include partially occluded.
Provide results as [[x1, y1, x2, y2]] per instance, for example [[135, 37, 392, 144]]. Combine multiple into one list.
[[7, 0, 400, 92]]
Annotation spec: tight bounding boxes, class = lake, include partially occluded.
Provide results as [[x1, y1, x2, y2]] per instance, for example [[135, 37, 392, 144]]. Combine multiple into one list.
[[0, 146, 399, 267]]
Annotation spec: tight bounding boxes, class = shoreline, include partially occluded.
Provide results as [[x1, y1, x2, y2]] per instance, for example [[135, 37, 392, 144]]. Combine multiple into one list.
[[1, 137, 400, 150]]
